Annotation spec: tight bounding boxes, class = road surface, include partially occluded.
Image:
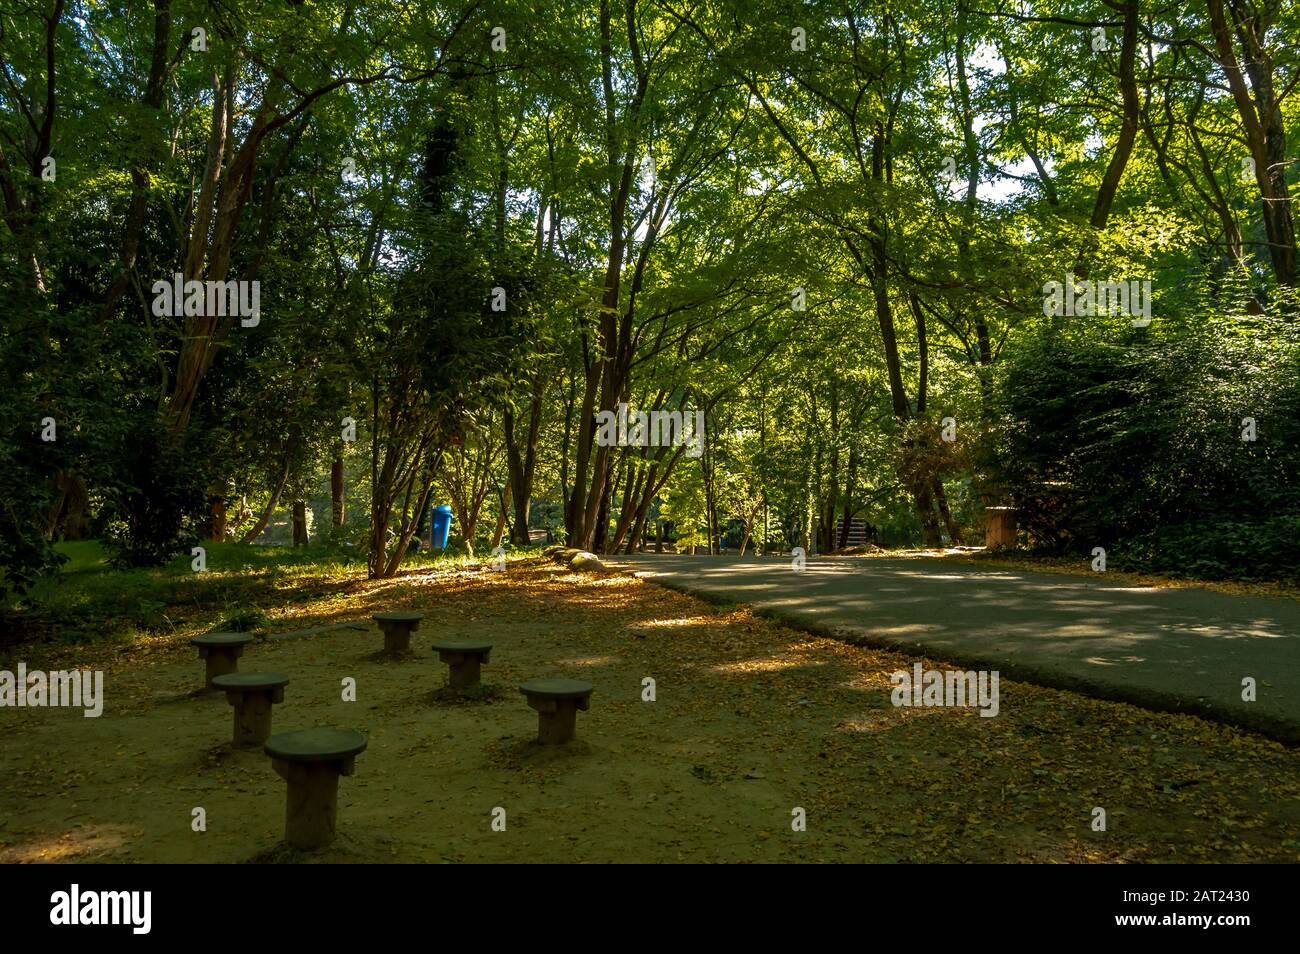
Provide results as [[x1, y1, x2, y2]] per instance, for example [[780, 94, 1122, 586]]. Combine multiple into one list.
[[606, 553, 1300, 743]]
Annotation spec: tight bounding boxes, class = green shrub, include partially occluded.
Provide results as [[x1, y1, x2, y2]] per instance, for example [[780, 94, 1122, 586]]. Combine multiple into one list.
[[991, 302, 1300, 580], [215, 605, 270, 633], [100, 420, 209, 568]]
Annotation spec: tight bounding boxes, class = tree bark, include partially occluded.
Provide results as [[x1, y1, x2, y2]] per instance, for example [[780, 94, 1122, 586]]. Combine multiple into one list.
[[839, 445, 860, 550], [210, 496, 227, 543], [505, 373, 546, 545], [292, 500, 308, 547], [491, 483, 511, 549], [331, 454, 345, 528], [932, 478, 962, 546], [382, 472, 437, 576], [1205, 0, 1296, 287], [241, 459, 290, 544], [1085, 0, 1141, 236]]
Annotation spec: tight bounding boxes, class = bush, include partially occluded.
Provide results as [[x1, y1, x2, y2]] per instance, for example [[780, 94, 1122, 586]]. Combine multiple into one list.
[[100, 419, 210, 568], [991, 304, 1300, 580], [0, 435, 66, 596], [0, 302, 67, 596], [215, 605, 270, 633]]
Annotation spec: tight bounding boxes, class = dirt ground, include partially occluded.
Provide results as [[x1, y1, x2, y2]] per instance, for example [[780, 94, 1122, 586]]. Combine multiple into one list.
[[2, 559, 1298, 863]]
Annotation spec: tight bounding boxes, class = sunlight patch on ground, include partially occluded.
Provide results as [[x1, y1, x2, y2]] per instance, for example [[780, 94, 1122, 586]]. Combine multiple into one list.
[[833, 714, 896, 733], [552, 654, 622, 668], [625, 615, 715, 631], [558, 572, 636, 590], [1, 824, 135, 863], [709, 655, 814, 675], [6, 556, 1300, 863]]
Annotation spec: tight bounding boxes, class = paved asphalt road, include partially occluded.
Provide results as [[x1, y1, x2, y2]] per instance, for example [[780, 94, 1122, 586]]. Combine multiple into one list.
[[606, 553, 1300, 743]]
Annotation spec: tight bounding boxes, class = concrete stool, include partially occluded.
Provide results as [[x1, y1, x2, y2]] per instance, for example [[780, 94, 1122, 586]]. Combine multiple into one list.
[[519, 678, 594, 744], [264, 728, 367, 850], [372, 612, 423, 655], [211, 672, 288, 747], [430, 639, 493, 689], [190, 632, 255, 688]]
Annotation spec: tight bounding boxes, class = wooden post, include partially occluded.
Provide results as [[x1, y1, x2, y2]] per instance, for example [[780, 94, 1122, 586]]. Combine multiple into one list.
[[447, 654, 481, 689], [265, 729, 366, 851], [230, 689, 276, 746], [985, 507, 1018, 549], [273, 760, 344, 850], [537, 701, 579, 744], [201, 646, 240, 685]]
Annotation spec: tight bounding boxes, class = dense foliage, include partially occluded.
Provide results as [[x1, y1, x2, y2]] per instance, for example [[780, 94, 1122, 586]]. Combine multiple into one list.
[[2, 0, 1298, 593]]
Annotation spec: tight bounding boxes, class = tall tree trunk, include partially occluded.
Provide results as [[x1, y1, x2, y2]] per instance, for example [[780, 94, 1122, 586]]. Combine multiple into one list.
[[1206, 0, 1296, 287], [292, 500, 307, 547], [241, 459, 290, 544], [505, 373, 546, 545], [932, 478, 962, 546], [96, 0, 171, 323], [701, 442, 718, 555], [568, 351, 601, 544], [559, 367, 576, 542], [1075, 0, 1140, 279], [821, 383, 841, 552], [368, 378, 389, 578], [569, 0, 649, 549], [914, 483, 942, 549], [592, 457, 616, 552], [492, 483, 511, 549], [331, 454, 345, 528], [609, 456, 646, 551], [46, 472, 90, 541], [61, 475, 90, 541], [838, 445, 860, 550], [210, 496, 227, 543], [382, 473, 437, 577], [624, 443, 687, 554]]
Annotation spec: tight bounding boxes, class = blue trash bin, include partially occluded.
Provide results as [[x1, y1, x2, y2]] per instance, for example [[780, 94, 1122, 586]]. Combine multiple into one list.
[[429, 505, 453, 550]]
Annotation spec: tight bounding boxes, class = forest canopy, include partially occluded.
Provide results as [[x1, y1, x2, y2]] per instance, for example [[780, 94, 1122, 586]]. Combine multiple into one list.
[[2, 0, 1298, 592]]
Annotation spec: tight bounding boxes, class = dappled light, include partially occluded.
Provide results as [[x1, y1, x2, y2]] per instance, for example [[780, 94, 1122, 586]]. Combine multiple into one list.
[[2, 0, 1297, 889], [4, 557, 1298, 867], [2, 825, 136, 863]]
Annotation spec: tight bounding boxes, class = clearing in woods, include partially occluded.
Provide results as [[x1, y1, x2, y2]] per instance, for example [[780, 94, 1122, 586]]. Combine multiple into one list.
[[2, 557, 1298, 864]]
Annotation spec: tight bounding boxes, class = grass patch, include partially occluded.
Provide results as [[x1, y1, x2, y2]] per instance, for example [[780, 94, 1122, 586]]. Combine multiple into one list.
[[213, 605, 271, 634], [1, 539, 546, 658]]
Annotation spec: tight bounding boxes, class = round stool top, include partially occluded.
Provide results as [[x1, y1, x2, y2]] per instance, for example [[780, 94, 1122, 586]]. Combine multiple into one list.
[[264, 728, 368, 763], [518, 678, 593, 700], [431, 639, 494, 654], [372, 612, 424, 623], [190, 631, 255, 647], [212, 671, 289, 692]]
